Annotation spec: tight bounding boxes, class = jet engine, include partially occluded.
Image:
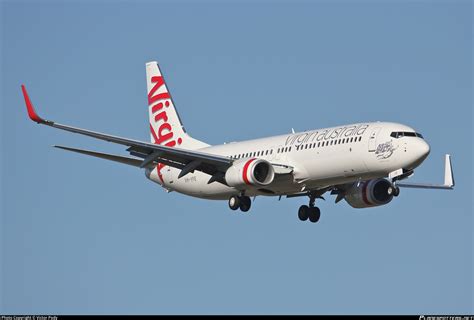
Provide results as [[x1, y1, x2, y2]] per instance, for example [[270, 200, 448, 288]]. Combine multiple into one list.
[[225, 158, 275, 188], [344, 178, 394, 208]]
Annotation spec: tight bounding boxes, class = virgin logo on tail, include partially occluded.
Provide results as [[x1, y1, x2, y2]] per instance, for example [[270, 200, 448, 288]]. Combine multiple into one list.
[[148, 76, 182, 184], [148, 76, 182, 147]]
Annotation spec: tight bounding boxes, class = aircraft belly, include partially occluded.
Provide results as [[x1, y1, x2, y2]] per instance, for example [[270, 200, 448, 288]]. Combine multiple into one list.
[[163, 167, 236, 199]]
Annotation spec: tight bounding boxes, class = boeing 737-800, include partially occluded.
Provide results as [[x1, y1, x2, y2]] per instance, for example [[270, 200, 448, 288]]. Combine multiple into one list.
[[21, 61, 455, 223]]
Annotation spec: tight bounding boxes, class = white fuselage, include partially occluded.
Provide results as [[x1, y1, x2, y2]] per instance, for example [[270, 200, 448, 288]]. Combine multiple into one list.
[[145, 121, 430, 200]]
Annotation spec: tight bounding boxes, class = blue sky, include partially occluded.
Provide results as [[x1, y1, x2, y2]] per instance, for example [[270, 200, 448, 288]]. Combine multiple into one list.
[[1, 0, 472, 315]]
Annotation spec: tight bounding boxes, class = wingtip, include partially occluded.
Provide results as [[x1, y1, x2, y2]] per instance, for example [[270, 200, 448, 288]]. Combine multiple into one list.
[[21, 84, 45, 123], [444, 154, 455, 188]]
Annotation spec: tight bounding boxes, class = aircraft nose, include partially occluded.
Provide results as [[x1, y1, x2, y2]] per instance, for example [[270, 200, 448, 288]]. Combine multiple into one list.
[[416, 140, 431, 161]]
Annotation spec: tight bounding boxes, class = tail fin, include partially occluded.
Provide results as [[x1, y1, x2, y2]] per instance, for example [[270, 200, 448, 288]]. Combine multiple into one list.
[[146, 61, 209, 150]]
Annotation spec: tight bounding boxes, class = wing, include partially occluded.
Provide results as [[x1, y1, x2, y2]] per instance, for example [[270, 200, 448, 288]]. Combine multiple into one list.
[[21, 85, 232, 182], [54, 145, 145, 167]]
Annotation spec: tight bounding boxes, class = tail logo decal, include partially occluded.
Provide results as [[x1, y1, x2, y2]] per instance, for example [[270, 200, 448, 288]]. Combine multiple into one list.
[[148, 76, 182, 147], [148, 76, 182, 184]]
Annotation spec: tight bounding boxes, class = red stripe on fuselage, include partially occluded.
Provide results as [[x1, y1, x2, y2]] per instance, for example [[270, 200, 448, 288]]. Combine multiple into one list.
[[242, 158, 256, 185]]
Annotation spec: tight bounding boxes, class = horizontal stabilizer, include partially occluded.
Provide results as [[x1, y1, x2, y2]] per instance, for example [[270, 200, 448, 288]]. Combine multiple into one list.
[[396, 154, 455, 190], [54, 145, 145, 167]]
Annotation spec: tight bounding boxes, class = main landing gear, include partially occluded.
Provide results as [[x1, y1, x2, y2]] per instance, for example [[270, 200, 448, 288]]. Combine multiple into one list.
[[228, 195, 252, 212], [298, 194, 321, 223]]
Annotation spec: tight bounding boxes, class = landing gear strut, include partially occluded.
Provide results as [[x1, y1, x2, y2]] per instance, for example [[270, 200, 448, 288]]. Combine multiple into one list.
[[228, 195, 252, 212], [298, 193, 321, 223]]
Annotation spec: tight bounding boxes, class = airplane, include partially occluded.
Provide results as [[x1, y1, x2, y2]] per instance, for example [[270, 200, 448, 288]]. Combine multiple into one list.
[[21, 61, 455, 223]]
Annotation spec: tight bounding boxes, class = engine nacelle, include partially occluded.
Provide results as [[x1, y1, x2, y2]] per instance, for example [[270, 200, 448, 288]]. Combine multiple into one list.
[[344, 178, 394, 208], [225, 158, 275, 188]]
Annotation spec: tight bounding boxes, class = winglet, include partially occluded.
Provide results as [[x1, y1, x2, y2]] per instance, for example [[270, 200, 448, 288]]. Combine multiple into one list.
[[21, 85, 45, 123], [444, 154, 454, 188], [396, 154, 455, 190]]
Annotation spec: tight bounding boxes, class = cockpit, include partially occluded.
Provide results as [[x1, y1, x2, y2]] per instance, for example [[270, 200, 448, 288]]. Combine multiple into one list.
[[390, 131, 424, 139]]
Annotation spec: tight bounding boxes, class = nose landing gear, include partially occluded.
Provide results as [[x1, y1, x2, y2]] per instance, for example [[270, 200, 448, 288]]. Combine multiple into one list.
[[388, 184, 400, 197]]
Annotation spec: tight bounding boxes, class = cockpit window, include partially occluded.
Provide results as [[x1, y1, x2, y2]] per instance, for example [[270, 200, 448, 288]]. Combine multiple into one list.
[[390, 131, 424, 139]]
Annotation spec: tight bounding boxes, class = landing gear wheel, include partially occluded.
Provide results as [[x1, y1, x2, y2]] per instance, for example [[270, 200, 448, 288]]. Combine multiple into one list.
[[228, 196, 241, 211], [298, 205, 309, 221], [308, 207, 321, 223], [388, 185, 400, 197], [239, 196, 251, 212], [393, 186, 400, 197]]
